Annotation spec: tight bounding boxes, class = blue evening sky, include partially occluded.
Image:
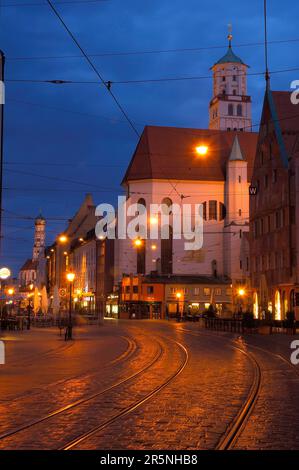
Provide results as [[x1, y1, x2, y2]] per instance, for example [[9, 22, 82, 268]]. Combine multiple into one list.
[[0, 0, 297, 274]]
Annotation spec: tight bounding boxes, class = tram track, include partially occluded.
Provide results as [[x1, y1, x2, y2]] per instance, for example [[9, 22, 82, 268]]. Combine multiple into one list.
[[61, 339, 188, 450], [0, 336, 188, 450], [1, 334, 137, 404], [0, 336, 164, 445], [175, 326, 262, 450]]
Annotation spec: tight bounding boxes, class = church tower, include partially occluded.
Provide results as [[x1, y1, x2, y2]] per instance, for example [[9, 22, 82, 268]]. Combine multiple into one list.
[[223, 136, 249, 280], [209, 29, 252, 132], [33, 214, 46, 261]]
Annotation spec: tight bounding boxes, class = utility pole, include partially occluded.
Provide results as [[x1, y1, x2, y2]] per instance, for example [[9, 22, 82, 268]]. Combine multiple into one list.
[[0, 50, 5, 258]]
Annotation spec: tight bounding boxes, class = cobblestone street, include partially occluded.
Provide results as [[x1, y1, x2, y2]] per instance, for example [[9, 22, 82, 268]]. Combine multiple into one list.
[[0, 320, 299, 450]]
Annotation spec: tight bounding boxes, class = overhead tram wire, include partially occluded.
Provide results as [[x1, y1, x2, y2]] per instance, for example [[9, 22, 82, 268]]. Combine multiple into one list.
[[6, 37, 299, 61], [2, 0, 110, 6], [6, 65, 299, 86], [45, 0, 140, 138]]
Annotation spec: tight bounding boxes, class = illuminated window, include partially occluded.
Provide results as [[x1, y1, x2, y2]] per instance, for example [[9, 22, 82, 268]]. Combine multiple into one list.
[[204, 288, 211, 296]]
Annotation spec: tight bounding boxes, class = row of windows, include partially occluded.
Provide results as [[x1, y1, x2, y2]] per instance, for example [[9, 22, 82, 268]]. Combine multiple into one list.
[[253, 209, 288, 237], [222, 75, 238, 82], [255, 169, 278, 189], [202, 201, 226, 221], [170, 286, 230, 296], [252, 251, 290, 272], [123, 285, 232, 296]]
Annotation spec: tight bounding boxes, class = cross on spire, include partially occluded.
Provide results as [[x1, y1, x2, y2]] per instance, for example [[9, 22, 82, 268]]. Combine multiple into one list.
[[227, 23, 233, 47]]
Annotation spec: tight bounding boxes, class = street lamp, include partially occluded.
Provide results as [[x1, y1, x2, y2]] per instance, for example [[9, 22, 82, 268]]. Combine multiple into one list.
[[237, 287, 246, 316], [133, 238, 143, 248], [195, 145, 208, 156], [27, 283, 34, 330], [0, 267, 11, 280], [7, 287, 14, 315], [66, 271, 75, 340], [58, 234, 68, 243], [176, 292, 182, 321]]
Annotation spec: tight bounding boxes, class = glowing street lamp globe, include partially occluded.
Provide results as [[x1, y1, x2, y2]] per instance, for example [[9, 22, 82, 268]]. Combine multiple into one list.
[[66, 272, 75, 283], [58, 234, 68, 243], [195, 145, 208, 156], [0, 267, 11, 280]]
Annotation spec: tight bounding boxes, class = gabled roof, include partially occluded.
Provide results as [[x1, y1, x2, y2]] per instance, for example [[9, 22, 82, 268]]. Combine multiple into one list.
[[20, 259, 37, 271], [213, 45, 247, 67], [265, 89, 299, 168], [122, 126, 258, 184]]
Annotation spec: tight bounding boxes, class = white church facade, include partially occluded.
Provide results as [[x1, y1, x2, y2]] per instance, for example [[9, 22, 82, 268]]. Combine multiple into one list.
[[115, 37, 258, 317]]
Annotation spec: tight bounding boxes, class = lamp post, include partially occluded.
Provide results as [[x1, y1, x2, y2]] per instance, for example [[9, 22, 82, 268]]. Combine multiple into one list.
[[237, 287, 246, 316], [7, 287, 14, 315], [66, 271, 75, 340], [176, 292, 182, 321], [27, 283, 34, 330]]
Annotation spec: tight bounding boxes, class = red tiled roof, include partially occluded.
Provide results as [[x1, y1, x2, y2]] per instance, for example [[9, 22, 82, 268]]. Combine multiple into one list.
[[122, 126, 258, 184]]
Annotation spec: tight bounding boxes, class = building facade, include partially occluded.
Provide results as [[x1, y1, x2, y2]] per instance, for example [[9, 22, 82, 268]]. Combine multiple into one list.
[[115, 37, 257, 316], [45, 194, 114, 317], [250, 89, 299, 320], [120, 274, 232, 319]]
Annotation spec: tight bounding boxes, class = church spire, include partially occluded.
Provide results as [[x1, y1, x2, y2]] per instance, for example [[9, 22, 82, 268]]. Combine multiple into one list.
[[229, 136, 244, 161]]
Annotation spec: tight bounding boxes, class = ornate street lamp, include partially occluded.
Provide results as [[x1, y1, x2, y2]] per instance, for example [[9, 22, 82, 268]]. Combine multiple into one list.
[[27, 283, 34, 330], [66, 271, 75, 340]]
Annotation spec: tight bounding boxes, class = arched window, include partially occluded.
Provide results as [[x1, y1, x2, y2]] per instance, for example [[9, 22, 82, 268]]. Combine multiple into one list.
[[228, 104, 234, 116], [161, 226, 172, 274], [136, 240, 146, 274], [136, 198, 146, 274], [274, 290, 281, 320], [161, 197, 172, 215], [137, 198, 146, 208], [211, 260, 217, 277], [219, 202, 226, 221], [237, 104, 242, 116], [202, 202, 207, 221]]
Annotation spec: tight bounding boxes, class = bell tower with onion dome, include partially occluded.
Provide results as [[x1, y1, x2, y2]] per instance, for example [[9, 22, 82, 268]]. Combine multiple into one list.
[[209, 26, 252, 132]]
